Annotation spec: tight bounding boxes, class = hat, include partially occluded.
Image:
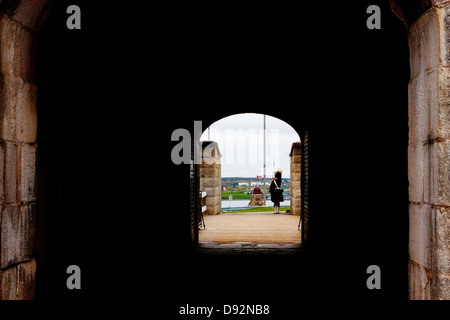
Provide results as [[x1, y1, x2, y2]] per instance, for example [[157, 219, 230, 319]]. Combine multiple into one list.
[[274, 169, 282, 179]]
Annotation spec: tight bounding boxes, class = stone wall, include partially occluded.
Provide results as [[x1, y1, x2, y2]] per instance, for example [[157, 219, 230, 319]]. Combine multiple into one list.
[[290, 142, 301, 216], [0, 1, 51, 300], [0, 0, 447, 301], [405, 3, 450, 300], [199, 141, 221, 215]]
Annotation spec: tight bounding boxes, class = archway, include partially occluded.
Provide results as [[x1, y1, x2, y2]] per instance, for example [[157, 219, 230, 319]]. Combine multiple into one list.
[[196, 113, 303, 248], [0, 0, 448, 301]]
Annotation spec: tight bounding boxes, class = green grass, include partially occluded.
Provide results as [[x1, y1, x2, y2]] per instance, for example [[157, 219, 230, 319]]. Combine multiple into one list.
[[225, 206, 290, 213], [221, 191, 251, 200]]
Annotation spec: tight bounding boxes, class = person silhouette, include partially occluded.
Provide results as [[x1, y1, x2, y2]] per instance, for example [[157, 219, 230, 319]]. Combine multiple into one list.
[[269, 169, 284, 214]]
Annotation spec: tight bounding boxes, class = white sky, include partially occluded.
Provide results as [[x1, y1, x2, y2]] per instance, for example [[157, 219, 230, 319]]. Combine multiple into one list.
[[200, 113, 301, 178]]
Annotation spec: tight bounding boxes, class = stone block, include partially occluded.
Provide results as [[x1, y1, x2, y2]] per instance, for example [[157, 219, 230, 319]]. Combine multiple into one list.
[[436, 141, 450, 206], [407, 11, 450, 144], [291, 206, 301, 216], [0, 142, 4, 203], [409, 203, 431, 269], [202, 186, 221, 197], [291, 197, 301, 207], [291, 181, 301, 191], [291, 171, 301, 182], [6, 0, 52, 33], [20, 143, 37, 202], [15, 83, 37, 143], [0, 265, 17, 300], [409, 142, 437, 204], [430, 274, 450, 300], [0, 260, 36, 299], [409, 66, 450, 143], [205, 195, 220, 207], [290, 155, 301, 164], [292, 189, 301, 199], [213, 204, 221, 214], [0, 18, 36, 81], [408, 8, 440, 80], [441, 6, 450, 68], [436, 67, 450, 139], [427, 140, 450, 206], [289, 142, 301, 156], [16, 259, 36, 300], [408, 73, 432, 148], [201, 142, 221, 159], [4, 142, 17, 204], [200, 160, 221, 168], [206, 203, 221, 215], [21, 204, 36, 260], [200, 167, 220, 178], [0, 74, 15, 141], [0, 204, 35, 269], [0, 74, 37, 142], [291, 199, 301, 216], [409, 261, 431, 300], [200, 174, 221, 186], [291, 163, 301, 173], [407, 144, 426, 203], [431, 206, 450, 274], [1, 205, 21, 268]]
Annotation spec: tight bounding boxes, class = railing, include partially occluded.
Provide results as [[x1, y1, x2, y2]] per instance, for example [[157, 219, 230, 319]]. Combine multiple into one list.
[[198, 191, 207, 229]]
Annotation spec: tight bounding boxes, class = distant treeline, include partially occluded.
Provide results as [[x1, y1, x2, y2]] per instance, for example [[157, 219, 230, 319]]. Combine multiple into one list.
[[222, 177, 290, 182]]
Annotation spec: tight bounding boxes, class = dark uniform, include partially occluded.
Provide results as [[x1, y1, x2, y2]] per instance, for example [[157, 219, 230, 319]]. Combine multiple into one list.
[[269, 171, 284, 213]]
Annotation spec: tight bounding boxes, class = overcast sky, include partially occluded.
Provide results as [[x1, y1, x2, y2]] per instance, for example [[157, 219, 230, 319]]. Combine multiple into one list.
[[200, 113, 301, 178]]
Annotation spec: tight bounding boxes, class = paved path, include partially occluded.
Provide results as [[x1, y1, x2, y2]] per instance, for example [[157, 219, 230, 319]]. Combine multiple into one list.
[[199, 212, 301, 246]]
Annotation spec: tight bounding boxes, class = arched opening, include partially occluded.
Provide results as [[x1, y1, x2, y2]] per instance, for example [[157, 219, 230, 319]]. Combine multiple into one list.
[[196, 113, 302, 248], [184, 110, 310, 251], [1, 0, 448, 302]]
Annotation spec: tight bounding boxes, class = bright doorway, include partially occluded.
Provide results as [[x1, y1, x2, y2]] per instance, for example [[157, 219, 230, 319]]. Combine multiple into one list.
[[198, 113, 302, 248]]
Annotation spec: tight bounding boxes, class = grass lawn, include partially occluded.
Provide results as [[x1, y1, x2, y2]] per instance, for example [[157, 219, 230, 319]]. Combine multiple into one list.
[[221, 191, 251, 200], [225, 206, 291, 213]]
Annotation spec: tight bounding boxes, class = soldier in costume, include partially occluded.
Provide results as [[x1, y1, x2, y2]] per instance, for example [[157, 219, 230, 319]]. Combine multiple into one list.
[[269, 169, 284, 214]]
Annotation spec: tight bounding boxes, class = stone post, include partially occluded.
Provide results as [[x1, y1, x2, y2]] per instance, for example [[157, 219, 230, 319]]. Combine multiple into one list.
[[249, 191, 263, 206], [199, 141, 222, 215], [289, 142, 301, 216]]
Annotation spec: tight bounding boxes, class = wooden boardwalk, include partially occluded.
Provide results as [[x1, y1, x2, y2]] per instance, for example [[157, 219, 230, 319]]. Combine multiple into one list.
[[199, 212, 301, 245]]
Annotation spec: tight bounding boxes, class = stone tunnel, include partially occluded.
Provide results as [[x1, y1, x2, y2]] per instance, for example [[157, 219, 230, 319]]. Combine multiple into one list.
[[0, 0, 449, 301]]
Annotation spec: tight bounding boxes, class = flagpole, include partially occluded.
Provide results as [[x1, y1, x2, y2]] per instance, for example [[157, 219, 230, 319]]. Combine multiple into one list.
[[263, 114, 266, 206]]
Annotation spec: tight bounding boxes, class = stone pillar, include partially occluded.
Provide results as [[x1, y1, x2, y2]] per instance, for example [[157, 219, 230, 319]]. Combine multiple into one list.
[[406, 4, 450, 300], [199, 141, 222, 215], [249, 193, 263, 206], [289, 142, 301, 216]]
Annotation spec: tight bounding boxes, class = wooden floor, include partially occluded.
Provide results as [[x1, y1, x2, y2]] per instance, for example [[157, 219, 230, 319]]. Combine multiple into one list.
[[199, 212, 301, 245]]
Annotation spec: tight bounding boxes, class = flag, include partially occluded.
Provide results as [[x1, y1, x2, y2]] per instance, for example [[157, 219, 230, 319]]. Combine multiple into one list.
[[256, 175, 262, 179]]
